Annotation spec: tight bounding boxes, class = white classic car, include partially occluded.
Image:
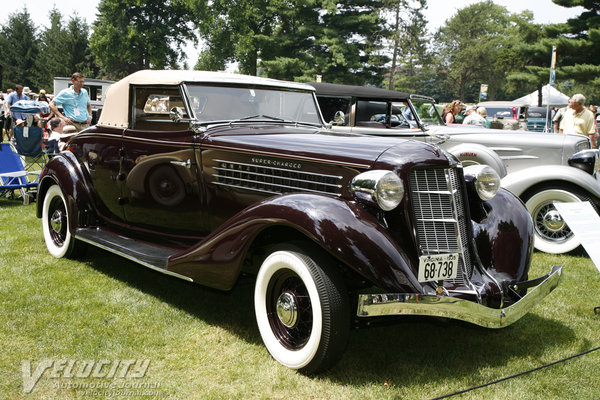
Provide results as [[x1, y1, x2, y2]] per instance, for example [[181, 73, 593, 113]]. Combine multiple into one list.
[[311, 82, 600, 255]]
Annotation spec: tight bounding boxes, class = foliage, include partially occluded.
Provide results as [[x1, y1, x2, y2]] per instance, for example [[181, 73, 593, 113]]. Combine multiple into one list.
[[435, 1, 539, 102], [1, 199, 600, 399], [90, 0, 196, 80], [383, 0, 431, 93], [0, 8, 40, 91], [194, 0, 387, 85], [35, 9, 97, 92]]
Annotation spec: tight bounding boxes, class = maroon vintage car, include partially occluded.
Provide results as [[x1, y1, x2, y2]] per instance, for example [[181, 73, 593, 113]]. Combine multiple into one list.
[[37, 70, 561, 373]]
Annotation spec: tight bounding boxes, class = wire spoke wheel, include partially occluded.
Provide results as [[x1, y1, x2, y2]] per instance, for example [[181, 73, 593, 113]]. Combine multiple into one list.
[[254, 246, 350, 374]]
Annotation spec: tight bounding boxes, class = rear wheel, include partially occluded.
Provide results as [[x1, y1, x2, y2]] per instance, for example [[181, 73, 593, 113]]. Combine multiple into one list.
[[254, 247, 350, 374], [523, 187, 589, 254], [42, 184, 83, 258]]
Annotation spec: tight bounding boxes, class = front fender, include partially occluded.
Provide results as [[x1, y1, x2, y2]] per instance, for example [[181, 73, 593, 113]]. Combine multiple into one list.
[[37, 152, 95, 234], [444, 142, 507, 178], [167, 194, 421, 292], [472, 189, 534, 282], [502, 165, 600, 199]]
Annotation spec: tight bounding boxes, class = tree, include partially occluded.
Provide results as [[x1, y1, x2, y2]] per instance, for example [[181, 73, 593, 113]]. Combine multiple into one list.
[[311, 0, 388, 85], [435, 1, 535, 102], [35, 9, 97, 91], [384, 0, 430, 92], [90, 0, 196, 80], [543, 0, 600, 103], [0, 8, 40, 91], [194, 0, 387, 85]]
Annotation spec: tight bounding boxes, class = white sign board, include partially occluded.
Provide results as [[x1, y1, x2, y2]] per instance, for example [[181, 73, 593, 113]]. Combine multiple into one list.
[[554, 201, 600, 272]]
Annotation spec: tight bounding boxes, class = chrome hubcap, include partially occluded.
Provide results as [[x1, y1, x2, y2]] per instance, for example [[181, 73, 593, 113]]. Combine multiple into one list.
[[276, 292, 298, 328], [542, 209, 565, 232], [50, 209, 64, 233]]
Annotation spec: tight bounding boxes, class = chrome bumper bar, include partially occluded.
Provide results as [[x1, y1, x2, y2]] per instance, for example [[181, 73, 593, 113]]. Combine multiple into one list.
[[356, 265, 562, 329]]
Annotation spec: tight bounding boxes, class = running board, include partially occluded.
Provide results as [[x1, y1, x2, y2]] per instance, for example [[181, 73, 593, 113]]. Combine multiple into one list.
[[75, 228, 193, 281]]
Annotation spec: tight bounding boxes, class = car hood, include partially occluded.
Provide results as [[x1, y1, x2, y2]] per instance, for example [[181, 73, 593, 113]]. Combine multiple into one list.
[[425, 124, 588, 162], [203, 124, 449, 169]]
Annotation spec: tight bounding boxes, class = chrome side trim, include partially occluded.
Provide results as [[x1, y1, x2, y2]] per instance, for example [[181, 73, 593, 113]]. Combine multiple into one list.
[[356, 265, 562, 329]]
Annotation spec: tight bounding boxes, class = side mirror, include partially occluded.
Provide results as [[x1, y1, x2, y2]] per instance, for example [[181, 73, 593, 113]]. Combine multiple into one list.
[[170, 107, 185, 123], [332, 110, 345, 126]]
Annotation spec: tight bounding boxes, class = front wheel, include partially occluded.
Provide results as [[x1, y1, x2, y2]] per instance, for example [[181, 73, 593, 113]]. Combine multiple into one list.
[[524, 188, 587, 254], [42, 184, 83, 258], [254, 247, 350, 374]]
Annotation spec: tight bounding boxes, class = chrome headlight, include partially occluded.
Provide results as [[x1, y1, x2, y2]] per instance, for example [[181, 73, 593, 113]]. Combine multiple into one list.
[[576, 139, 591, 153], [464, 165, 500, 201], [351, 170, 404, 211]]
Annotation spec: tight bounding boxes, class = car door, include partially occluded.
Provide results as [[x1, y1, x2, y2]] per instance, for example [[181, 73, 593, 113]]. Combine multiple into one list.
[[119, 85, 207, 236]]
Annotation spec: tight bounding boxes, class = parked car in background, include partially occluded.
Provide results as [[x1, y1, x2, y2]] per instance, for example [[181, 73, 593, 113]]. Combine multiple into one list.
[[37, 70, 561, 373], [526, 106, 552, 132], [477, 100, 529, 130], [311, 82, 600, 254]]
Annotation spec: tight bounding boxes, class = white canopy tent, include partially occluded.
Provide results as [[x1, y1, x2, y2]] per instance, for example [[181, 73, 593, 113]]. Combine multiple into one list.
[[513, 84, 570, 106]]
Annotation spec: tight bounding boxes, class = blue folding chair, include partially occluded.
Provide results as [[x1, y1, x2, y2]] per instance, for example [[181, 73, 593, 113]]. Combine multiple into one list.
[[0, 142, 40, 204], [10, 100, 51, 170], [12, 125, 48, 171]]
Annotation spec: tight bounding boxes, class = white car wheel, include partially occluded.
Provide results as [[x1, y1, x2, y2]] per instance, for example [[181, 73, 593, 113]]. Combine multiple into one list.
[[254, 248, 349, 374], [524, 188, 583, 254], [42, 185, 79, 258]]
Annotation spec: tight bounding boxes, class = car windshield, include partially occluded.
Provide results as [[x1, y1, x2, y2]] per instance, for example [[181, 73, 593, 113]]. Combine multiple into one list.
[[485, 107, 518, 119], [409, 97, 444, 126], [184, 84, 323, 125]]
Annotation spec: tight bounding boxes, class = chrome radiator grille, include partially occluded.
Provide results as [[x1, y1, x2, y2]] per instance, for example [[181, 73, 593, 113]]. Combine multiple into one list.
[[408, 168, 472, 283], [212, 159, 343, 196]]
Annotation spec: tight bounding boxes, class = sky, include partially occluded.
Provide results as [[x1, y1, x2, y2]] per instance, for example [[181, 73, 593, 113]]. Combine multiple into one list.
[[2, 0, 586, 68]]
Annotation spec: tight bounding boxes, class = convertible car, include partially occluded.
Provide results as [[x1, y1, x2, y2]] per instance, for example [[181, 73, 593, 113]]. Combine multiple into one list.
[[311, 82, 600, 255], [38, 70, 561, 373]]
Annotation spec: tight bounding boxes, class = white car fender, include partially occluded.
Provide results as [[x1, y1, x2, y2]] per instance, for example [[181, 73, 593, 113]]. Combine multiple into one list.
[[501, 165, 600, 198], [444, 143, 508, 178]]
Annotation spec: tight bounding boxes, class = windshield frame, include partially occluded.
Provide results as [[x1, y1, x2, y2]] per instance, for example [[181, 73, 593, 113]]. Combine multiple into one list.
[[181, 82, 325, 127], [408, 94, 445, 129]]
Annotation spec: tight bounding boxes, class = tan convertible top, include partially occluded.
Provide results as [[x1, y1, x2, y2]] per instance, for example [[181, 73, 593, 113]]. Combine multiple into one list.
[[97, 70, 316, 129]]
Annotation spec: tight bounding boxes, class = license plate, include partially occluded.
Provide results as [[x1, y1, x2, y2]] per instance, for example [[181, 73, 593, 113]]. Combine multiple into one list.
[[418, 253, 459, 282]]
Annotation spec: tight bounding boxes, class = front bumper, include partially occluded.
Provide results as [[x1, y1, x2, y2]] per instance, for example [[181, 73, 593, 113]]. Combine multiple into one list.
[[356, 265, 562, 329]]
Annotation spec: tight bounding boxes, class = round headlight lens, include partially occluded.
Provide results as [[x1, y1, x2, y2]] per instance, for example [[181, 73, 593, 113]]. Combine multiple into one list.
[[376, 172, 404, 211], [351, 170, 404, 211], [468, 165, 500, 201]]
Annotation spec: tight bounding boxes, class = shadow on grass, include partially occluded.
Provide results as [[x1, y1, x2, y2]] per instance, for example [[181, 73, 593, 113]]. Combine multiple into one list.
[[81, 245, 261, 344], [327, 313, 577, 387], [81, 245, 575, 385]]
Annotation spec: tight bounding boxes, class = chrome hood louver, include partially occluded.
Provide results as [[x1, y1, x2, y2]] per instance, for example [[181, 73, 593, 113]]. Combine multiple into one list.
[[212, 159, 343, 196]]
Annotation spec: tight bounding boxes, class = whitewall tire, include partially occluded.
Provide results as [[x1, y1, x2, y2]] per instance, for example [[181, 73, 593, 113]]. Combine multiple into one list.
[[524, 188, 583, 254], [42, 184, 80, 258], [254, 247, 349, 374]]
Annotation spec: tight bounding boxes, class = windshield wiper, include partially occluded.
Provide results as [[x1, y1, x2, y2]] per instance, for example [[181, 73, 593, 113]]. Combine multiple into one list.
[[237, 114, 286, 122]]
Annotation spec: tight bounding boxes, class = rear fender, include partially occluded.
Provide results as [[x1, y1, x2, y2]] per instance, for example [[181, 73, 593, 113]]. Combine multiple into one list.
[[168, 194, 421, 292], [502, 165, 600, 199], [37, 152, 95, 234]]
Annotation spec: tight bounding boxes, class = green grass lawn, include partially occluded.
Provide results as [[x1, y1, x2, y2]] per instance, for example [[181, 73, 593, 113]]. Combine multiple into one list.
[[1, 198, 599, 399]]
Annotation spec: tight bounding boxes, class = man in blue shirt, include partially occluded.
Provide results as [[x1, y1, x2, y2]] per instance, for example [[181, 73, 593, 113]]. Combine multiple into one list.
[[49, 72, 92, 132], [3, 85, 30, 140]]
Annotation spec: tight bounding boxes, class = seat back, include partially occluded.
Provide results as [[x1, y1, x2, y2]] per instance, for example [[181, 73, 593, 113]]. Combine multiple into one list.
[[0, 142, 27, 175], [13, 126, 44, 156]]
